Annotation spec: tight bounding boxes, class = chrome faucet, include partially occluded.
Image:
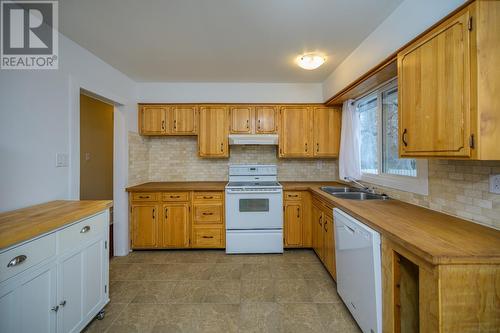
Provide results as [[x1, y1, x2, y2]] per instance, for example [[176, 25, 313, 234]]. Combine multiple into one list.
[[344, 176, 375, 194]]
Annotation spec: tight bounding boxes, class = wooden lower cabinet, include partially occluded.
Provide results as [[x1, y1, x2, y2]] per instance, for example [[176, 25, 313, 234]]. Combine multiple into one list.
[[284, 191, 311, 248], [160, 203, 189, 248], [312, 197, 336, 279], [129, 191, 224, 249]]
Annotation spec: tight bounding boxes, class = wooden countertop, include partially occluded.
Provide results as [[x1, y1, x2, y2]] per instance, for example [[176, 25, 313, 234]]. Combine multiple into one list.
[[0, 200, 113, 250], [127, 181, 500, 264], [126, 181, 227, 192]]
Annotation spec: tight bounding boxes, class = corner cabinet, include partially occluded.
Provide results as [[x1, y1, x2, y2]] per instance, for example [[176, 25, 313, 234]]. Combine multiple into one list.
[[398, 1, 500, 159], [279, 105, 341, 158], [0, 210, 110, 333], [198, 106, 229, 158]]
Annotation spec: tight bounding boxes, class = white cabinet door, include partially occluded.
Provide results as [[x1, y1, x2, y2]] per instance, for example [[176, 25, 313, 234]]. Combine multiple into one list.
[[0, 262, 57, 333], [82, 237, 107, 319], [59, 251, 83, 333]]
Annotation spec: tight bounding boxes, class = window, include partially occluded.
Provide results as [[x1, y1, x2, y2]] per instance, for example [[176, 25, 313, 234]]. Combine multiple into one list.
[[355, 80, 428, 195]]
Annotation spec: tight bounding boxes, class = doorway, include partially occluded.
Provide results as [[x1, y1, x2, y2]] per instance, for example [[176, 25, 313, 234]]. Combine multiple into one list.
[[80, 93, 114, 256]]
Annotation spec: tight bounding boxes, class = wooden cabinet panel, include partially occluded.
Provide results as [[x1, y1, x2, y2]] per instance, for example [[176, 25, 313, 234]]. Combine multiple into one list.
[[279, 106, 312, 157], [255, 106, 277, 133], [131, 204, 158, 248], [191, 227, 224, 248], [160, 204, 189, 248], [284, 202, 303, 247], [313, 107, 341, 157], [398, 9, 471, 157], [171, 105, 197, 135], [198, 106, 229, 158], [323, 214, 336, 279], [161, 192, 190, 202], [140, 106, 168, 135], [230, 106, 253, 134], [193, 204, 222, 224]]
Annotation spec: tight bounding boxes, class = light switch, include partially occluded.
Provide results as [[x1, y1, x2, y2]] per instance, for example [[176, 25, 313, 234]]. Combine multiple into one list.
[[55, 152, 69, 167], [490, 174, 500, 194]]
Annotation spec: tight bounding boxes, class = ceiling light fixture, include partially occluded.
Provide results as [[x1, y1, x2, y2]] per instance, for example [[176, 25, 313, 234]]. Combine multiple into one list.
[[297, 53, 325, 70]]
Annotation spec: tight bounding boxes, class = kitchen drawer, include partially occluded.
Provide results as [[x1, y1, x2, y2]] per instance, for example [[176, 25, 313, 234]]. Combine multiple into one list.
[[192, 228, 224, 248], [0, 233, 56, 283], [193, 204, 223, 224], [59, 212, 108, 254], [285, 191, 302, 201], [161, 192, 190, 202], [131, 192, 158, 201], [193, 192, 223, 202]]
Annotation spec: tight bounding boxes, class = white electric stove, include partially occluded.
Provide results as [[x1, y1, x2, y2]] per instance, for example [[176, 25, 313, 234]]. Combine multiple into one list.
[[225, 164, 283, 254]]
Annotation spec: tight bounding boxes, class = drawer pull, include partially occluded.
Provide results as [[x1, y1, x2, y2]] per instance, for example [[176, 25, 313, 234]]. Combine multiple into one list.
[[202, 236, 214, 239], [202, 212, 214, 216], [203, 196, 213, 199], [138, 195, 150, 199], [80, 225, 91, 233], [170, 195, 180, 198], [7, 255, 27, 268], [288, 194, 298, 198]]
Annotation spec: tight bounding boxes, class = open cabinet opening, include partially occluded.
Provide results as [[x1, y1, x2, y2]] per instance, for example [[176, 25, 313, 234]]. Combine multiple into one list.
[[394, 252, 420, 333]]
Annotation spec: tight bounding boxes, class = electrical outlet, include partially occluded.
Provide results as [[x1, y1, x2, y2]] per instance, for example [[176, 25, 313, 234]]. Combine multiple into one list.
[[55, 152, 69, 167], [490, 174, 500, 194]]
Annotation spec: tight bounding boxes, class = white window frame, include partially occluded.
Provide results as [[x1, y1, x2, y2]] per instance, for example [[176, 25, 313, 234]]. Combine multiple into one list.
[[355, 79, 429, 196]]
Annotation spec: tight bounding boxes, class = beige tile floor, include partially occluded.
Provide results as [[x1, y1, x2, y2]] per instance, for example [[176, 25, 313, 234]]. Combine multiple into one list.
[[83, 249, 361, 333]]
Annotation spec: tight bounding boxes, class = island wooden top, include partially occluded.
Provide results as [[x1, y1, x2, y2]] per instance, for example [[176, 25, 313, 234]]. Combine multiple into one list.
[[126, 181, 227, 192], [128, 181, 500, 265], [0, 200, 113, 250]]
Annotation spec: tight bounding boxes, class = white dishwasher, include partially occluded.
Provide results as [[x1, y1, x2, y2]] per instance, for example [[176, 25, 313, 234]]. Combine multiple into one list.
[[334, 208, 382, 333]]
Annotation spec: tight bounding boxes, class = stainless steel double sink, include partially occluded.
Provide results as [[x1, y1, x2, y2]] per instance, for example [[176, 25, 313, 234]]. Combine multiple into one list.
[[320, 186, 389, 201]]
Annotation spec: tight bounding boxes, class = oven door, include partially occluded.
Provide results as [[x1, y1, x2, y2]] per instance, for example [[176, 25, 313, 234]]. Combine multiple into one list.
[[225, 189, 283, 230]]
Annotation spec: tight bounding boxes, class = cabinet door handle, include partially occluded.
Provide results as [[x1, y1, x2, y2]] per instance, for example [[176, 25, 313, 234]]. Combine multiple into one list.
[[258, 119, 261, 130], [202, 212, 214, 215], [202, 236, 214, 239], [161, 120, 165, 130], [305, 142, 308, 152], [220, 142, 224, 152], [316, 143, 319, 152], [402, 128, 408, 147], [297, 207, 300, 218], [165, 208, 168, 219], [152, 208, 156, 220], [7, 255, 27, 268], [324, 221, 328, 232], [80, 225, 90, 233], [59, 300, 67, 307], [173, 119, 177, 129], [246, 119, 249, 129], [318, 215, 323, 226], [51, 305, 59, 312]]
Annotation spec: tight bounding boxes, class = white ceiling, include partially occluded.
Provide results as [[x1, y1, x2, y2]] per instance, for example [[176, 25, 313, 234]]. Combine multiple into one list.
[[59, 0, 402, 83]]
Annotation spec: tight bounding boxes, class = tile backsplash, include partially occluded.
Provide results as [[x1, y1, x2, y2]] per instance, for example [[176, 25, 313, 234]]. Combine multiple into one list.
[[129, 131, 500, 230], [128, 131, 337, 184]]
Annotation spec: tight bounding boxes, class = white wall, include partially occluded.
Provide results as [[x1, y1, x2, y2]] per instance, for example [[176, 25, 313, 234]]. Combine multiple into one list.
[[133, 82, 323, 132], [322, 0, 466, 100], [0, 34, 135, 256]]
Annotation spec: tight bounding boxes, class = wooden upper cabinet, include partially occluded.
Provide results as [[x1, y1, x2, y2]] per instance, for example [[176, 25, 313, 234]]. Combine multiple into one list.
[[171, 105, 197, 135], [230, 106, 253, 134], [279, 106, 312, 157], [198, 106, 229, 158], [131, 204, 158, 248], [255, 106, 277, 133], [399, 8, 471, 158], [160, 203, 189, 248], [139, 106, 168, 135], [313, 107, 341, 157]]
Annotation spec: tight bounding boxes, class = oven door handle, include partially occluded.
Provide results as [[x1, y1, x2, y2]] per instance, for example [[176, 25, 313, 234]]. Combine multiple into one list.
[[226, 190, 282, 194]]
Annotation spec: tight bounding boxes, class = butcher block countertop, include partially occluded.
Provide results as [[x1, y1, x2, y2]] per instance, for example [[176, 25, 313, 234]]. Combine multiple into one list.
[[126, 181, 500, 265], [0, 200, 113, 250], [126, 181, 227, 192]]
